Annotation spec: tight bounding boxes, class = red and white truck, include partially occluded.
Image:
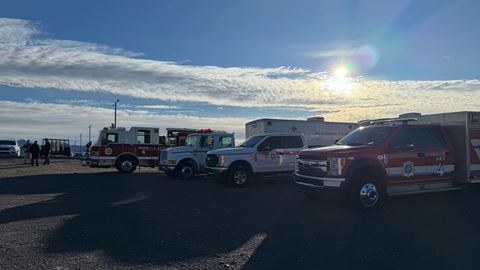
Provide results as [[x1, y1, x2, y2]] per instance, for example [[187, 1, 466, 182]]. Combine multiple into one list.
[[89, 126, 206, 173], [294, 111, 480, 210]]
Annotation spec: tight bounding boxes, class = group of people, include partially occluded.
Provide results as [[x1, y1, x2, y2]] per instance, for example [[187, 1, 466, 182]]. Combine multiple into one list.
[[22, 139, 51, 166]]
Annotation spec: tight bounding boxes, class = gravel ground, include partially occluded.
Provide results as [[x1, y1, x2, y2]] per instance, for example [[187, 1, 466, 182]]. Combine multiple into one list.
[[1, 159, 480, 269]]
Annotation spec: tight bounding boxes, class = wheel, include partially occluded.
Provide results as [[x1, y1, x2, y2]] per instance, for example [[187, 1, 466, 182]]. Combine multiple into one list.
[[115, 156, 137, 173], [349, 177, 383, 211], [165, 171, 177, 178], [176, 161, 196, 180], [228, 164, 251, 188]]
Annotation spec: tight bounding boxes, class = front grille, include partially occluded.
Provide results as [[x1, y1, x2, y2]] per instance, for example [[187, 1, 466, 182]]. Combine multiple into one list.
[[206, 154, 219, 167], [0, 147, 10, 151], [296, 158, 328, 177], [160, 150, 167, 160]]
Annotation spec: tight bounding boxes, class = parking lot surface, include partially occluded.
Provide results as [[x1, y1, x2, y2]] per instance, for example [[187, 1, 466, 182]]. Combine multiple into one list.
[[1, 160, 480, 269]]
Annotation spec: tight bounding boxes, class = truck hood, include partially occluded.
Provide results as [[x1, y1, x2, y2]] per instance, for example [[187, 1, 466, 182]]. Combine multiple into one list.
[[208, 147, 253, 155], [168, 146, 195, 153], [300, 144, 378, 158]]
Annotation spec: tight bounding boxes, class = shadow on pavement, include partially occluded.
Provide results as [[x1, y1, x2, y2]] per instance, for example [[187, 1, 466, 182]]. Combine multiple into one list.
[[1, 173, 480, 269]]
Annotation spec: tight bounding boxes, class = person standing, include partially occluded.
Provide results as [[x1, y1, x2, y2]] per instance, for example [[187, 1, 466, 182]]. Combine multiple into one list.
[[22, 140, 31, 165], [30, 141, 40, 166], [43, 138, 51, 165]]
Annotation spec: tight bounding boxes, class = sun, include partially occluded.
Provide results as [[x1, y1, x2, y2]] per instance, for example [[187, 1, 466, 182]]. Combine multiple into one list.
[[334, 67, 348, 78]]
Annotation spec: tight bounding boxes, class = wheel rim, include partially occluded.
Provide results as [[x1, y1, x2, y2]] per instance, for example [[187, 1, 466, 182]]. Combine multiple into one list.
[[359, 182, 378, 208], [121, 160, 133, 172], [233, 170, 247, 185], [181, 165, 193, 178]]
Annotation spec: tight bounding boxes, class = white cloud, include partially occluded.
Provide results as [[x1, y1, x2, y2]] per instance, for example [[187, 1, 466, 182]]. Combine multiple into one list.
[[0, 100, 248, 143], [0, 17, 480, 130], [135, 105, 180, 109]]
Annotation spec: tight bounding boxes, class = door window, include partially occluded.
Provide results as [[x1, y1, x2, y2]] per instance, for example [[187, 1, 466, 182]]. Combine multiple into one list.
[[137, 130, 151, 144], [218, 136, 233, 148], [390, 127, 446, 150], [105, 133, 118, 144], [258, 136, 282, 151], [281, 136, 304, 148]]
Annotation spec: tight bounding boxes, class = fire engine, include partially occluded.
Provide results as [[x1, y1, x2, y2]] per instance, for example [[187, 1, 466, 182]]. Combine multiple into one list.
[[89, 126, 161, 173], [294, 111, 480, 210], [89, 126, 204, 173]]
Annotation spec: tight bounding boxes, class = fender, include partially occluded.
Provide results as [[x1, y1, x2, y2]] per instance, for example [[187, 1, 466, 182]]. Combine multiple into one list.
[[178, 158, 199, 173], [344, 158, 388, 185], [114, 152, 139, 165]]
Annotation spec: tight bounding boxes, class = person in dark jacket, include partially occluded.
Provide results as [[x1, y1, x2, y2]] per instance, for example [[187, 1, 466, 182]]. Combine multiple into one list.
[[43, 138, 51, 165], [30, 141, 40, 166]]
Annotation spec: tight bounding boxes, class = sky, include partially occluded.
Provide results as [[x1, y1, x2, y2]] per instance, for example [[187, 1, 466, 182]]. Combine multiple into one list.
[[0, 0, 480, 144]]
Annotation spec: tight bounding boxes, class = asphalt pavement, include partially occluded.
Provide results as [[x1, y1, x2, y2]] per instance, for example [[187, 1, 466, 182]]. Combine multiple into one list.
[[1, 170, 480, 269]]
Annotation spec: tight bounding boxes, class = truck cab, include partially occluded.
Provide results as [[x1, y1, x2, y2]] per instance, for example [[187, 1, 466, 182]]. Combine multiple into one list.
[[206, 133, 307, 187], [159, 131, 235, 179], [294, 118, 457, 210]]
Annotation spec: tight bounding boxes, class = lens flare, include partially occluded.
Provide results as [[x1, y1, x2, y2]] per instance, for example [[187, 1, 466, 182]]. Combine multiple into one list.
[[334, 67, 348, 77]]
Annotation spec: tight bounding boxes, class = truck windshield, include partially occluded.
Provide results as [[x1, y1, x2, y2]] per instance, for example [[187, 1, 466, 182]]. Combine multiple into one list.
[[0, 140, 15, 145], [186, 135, 200, 146], [239, 135, 266, 147], [336, 127, 392, 146]]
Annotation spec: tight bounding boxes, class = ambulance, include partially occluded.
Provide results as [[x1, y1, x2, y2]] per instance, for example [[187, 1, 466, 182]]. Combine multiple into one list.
[[294, 112, 480, 210]]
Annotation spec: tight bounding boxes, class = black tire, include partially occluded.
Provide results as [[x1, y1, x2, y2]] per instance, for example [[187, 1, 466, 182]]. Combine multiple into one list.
[[349, 176, 384, 211], [228, 164, 251, 188], [165, 171, 177, 178], [115, 156, 137, 173], [176, 161, 196, 180]]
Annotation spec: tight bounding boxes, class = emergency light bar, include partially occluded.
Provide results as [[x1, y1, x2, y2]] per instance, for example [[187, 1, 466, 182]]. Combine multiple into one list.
[[358, 117, 418, 126]]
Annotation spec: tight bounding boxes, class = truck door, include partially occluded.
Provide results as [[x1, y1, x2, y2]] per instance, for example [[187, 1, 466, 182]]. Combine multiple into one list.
[[256, 136, 282, 172], [467, 112, 480, 181], [386, 126, 454, 184], [279, 136, 304, 171], [196, 135, 213, 170]]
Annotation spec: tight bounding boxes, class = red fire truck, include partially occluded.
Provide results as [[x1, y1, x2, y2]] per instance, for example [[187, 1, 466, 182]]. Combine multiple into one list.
[[294, 112, 480, 210], [89, 126, 204, 173]]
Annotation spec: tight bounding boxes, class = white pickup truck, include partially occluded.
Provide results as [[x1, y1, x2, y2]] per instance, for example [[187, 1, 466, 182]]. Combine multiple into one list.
[[205, 133, 307, 187], [159, 131, 235, 179]]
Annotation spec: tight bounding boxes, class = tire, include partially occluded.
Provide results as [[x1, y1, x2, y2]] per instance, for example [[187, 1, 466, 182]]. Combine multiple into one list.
[[165, 171, 177, 178], [349, 177, 384, 211], [115, 156, 137, 173], [228, 164, 251, 188], [176, 161, 196, 180]]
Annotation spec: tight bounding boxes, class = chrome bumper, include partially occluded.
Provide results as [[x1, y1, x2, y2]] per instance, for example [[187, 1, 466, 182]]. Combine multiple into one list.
[[294, 173, 345, 189]]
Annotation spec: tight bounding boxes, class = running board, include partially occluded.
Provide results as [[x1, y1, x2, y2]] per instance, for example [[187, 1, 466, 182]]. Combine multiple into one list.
[[387, 181, 461, 196]]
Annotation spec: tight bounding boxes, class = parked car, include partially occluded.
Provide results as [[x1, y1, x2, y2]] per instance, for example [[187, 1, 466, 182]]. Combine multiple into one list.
[[0, 139, 20, 157], [206, 133, 307, 187]]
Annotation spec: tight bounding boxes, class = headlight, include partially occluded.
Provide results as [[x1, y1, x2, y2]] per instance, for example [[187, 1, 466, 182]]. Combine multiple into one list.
[[327, 157, 345, 176], [168, 160, 177, 165], [219, 155, 228, 167]]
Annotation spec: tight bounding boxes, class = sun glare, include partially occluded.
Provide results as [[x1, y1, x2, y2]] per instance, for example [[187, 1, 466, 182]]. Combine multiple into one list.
[[334, 67, 348, 78]]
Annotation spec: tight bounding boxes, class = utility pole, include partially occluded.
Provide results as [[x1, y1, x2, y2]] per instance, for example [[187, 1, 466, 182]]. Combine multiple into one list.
[[114, 99, 120, 128], [80, 134, 82, 151], [88, 124, 92, 142]]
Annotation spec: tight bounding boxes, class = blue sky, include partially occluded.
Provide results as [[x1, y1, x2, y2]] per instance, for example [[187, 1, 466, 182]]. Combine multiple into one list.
[[0, 0, 480, 142]]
